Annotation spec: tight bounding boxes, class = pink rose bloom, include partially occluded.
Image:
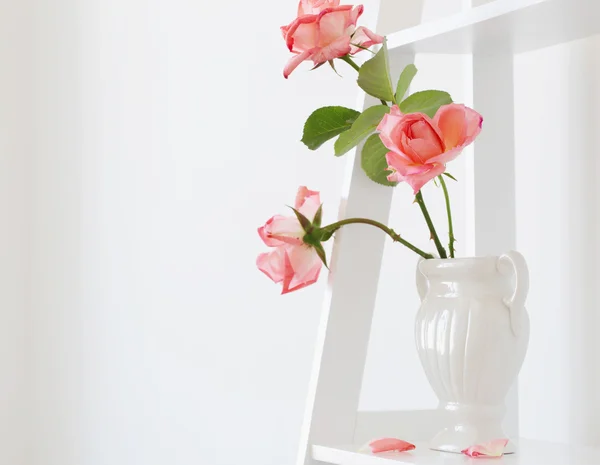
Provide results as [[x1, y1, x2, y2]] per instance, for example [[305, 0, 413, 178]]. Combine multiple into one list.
[[281, 1, 384, 78], [257, 187, 323, 294], [377, 104, 483, 193]]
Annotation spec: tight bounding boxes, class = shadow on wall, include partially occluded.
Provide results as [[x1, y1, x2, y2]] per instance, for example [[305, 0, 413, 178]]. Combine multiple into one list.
[[377, 0, 468, 36], [515, 34, 600, 447], [564, 37, 600, 446]]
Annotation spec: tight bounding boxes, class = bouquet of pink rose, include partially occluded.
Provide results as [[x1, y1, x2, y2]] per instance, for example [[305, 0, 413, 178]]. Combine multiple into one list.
[[257, 0, 482, 294]]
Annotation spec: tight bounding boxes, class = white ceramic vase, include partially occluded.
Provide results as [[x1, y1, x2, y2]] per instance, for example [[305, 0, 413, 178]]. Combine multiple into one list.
[[415, 251, 530, 454]]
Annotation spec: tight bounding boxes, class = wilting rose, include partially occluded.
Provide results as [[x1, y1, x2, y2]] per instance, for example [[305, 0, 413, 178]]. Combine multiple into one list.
[[257, 187, 323, 294], [281, 2, 383, 78], [377, 104, 483, 193]]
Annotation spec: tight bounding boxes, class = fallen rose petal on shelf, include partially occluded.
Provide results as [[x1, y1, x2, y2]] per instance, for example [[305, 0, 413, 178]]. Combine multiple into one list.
[[461, 439, 510, 458], [366, 438, 416, 453]]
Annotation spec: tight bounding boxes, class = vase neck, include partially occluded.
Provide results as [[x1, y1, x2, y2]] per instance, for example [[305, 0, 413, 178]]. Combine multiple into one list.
[[419, 257, 511, 299]]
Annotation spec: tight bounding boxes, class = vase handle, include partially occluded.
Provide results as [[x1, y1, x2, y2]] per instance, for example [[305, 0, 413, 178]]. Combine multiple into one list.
[[497, 250, 529, 337], [416, 258, 428, 302]]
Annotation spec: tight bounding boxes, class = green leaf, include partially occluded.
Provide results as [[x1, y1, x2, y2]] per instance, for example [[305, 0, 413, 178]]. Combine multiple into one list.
[[395, 64, 417, 102], [301, 106, 361, 150], [399, 90, 452, 118], [357, 39, 395, 103], [443, 172, 458, 182], [361, 134, 398, 187], [334, 105, 390, 157]]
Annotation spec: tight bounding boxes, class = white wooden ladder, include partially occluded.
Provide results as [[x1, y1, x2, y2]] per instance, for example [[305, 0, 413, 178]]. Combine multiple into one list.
[[296, 1, 600, 464]]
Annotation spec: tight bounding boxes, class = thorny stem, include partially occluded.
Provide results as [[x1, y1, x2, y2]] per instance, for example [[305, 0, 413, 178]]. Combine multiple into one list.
[[415, 191, 447, 259], [322, 217, 434, 259], [438, 175, 455, 258]]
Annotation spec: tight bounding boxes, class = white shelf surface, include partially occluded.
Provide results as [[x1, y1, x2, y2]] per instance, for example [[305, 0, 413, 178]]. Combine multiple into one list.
[[313, 440, 600, 465], [386, 0, 600, 54]]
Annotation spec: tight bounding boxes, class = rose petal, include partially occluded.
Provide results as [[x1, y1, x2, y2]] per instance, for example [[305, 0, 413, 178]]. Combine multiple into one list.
[[282, 245, 322, 294], [434, 103, 483, 150], [403, 114, 444, 155], [399, 131, 424, 163], [434, 104, 468, 150], [311, 35, 352, 64], [258, 215, 304, 246], [298, 0, 340, 16], [283, 49, 317, 78], [295, 186, 321, 221], [387, 170, 404, 184], [283, 15, 320, 53], [256, 247, 287, 284], [407, 138, 445, 162], [410, 120, 444, 149], [377, 106, 408, 159], [378, 110, 444, 166], [348, 4, 364, 26], [350, 26, 384, 54], [407, 163, 445, 194], [427, 103, 483, 163], [385, 151, 430, 176], [461, 439, 509, 458], [368, 438, 416, 454], [316, 6, 354, 46]]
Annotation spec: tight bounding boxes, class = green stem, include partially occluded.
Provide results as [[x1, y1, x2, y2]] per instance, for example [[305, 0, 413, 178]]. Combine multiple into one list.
[[339, 55, 388, 106], [438, 175, 455, 258], [415, 191, 447, 259], [322, 218, 434, 259], [340, 54, 360, 72]]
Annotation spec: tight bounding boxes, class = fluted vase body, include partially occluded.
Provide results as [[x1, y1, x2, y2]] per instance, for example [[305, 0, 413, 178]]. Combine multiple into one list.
[[415, 252, 530, 453]]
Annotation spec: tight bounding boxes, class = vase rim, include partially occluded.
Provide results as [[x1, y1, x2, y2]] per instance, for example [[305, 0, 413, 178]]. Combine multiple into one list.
[[419, 256, 499, 276]]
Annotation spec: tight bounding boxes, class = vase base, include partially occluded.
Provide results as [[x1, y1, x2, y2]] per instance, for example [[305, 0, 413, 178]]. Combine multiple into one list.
[[428, 423, 516, 454], [430, 444, 516, 455]]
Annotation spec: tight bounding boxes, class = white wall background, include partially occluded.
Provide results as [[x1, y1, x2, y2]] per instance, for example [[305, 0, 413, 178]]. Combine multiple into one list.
[[0, 2, 30, 464], [22, 1, 377, 464], [2, 0, 599, 464]]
